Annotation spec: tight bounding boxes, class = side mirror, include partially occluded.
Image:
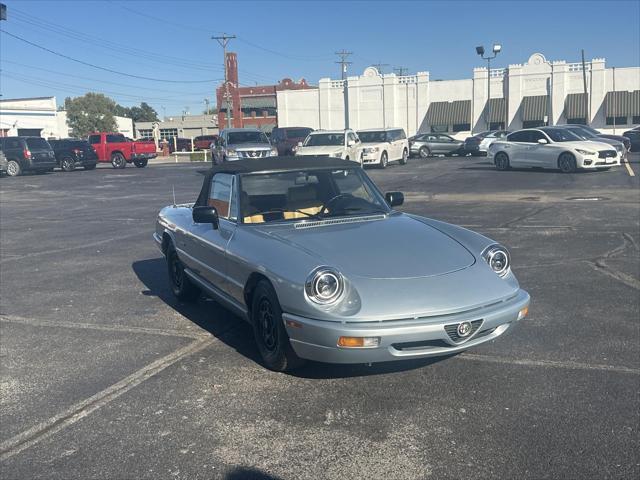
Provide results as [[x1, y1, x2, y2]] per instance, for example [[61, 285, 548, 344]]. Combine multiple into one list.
[[385, 191, 404, 207], [537, 138, 548, 145], [347, 140, 355, 147], [297, 141, 303, 147], [193, 206, 219, 229]]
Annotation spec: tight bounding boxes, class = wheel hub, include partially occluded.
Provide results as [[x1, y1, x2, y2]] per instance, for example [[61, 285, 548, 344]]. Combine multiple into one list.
[[259, 300, 277, 351]]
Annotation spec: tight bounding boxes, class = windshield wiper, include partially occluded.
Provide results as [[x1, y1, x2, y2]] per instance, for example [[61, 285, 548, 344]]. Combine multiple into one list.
[[252, 208, 318, 218]]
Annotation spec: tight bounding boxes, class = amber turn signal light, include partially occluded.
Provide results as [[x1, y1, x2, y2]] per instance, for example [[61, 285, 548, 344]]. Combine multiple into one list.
[[337, 336, 380, 348]]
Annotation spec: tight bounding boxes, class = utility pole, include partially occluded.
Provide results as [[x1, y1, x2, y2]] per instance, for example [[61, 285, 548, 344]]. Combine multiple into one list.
[[335, 50, 352, 129], [212, 33, 236, 129], [204, 98, 210, 115], [393, 67, 409, 76], [581, 49, 589, 125]]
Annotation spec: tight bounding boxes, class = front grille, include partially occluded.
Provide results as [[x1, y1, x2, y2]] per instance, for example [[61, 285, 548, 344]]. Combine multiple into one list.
[[598, 150, 616, 159], [444, 319, 483, 343], [392, 339, 450, 351], [239, 150, 269, 158]]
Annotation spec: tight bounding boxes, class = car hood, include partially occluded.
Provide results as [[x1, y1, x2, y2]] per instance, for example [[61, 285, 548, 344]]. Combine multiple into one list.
[[262, 214, 476, 279], [563, 140, 616, 151], [589, 137, 623, 148], [229, 142, 272, 150], [296, 145, 345, 155]]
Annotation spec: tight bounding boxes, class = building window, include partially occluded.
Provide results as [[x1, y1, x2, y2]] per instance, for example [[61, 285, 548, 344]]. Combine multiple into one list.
[[489, 122, 505, 130], [522, 120, 547, 128], [632, 116, 640, 125], [159, 128, 178, 140], [138, 129, 153, 139], [606, 116, 628, 126], [566, 118, 587, 125], [430, 125, 448, 133], [453, 123, 471, 132]]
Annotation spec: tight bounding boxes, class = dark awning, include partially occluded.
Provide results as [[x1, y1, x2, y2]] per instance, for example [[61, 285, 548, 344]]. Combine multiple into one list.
[[564, 93, 586, 119], [426, 100, 471, 125], [483, 98, 506, 122], [521, 95, 548, 121], [605, 90, 640, 116], [240, 96, 276, 109]]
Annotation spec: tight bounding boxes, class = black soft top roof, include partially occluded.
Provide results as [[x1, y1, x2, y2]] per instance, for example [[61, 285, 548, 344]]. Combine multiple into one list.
[[196, 156, 360, 206]]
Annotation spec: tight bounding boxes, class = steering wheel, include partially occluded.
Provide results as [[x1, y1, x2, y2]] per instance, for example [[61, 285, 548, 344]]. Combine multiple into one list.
[[318, 194, 355, 216]]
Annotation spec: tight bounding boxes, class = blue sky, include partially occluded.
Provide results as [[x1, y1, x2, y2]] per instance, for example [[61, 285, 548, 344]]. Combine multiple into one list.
[[1, 0, 638, 116]]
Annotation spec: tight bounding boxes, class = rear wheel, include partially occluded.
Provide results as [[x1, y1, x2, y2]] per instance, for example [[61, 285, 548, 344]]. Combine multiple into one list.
[[400, 148, 408, 165], [6, 160, 22, 177], [251, 280, 305, 372], [111, 153, 126, 169], [166, 246, 200, 302], [61, 156, 75, 172], [419, 146, 431, 158], [558, 153, 577, 173], [134, 159, 148, 168], [380, 151, 388, 168], [495, 152, 510, 171]]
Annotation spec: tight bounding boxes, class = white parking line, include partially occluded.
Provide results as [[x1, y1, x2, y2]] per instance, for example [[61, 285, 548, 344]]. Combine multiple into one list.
[[624, 159, 636, 176]]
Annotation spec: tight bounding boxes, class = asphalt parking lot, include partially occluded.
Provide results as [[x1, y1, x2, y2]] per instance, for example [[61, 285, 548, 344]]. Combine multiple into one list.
[[1, 155, 639, 480]]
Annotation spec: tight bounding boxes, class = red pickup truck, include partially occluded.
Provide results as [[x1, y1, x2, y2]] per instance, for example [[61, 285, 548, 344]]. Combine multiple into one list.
[[88, 132, 157, 168]]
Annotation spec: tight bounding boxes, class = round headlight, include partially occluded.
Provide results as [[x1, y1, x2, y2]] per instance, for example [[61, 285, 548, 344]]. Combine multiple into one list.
[[305, 267, 344, 304], [482, 245, 510, 277]]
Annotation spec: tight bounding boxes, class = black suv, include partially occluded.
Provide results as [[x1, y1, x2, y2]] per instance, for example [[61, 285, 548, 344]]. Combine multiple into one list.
[[49, 138, 98, 172], [0, 137, 57, 177]]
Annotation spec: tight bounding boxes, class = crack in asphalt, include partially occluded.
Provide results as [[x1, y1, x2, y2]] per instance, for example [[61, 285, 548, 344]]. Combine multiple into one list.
[[589, 233, 640, 290]]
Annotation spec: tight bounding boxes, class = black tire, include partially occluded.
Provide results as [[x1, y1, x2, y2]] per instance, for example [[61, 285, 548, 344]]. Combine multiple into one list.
[[345, 156, 350, 161], [134, 159, 148, 168], [495, 152, 510, 171], [166, 246, 200, 302], [380, 151, 388, 168], [6, 160, 22, 177], [419, 146, 431, 158], [111, 153, 126, 169], [84, 163, 97, 170], [400, 148, 408, 165], [251, 280, 305, 372], [61, 156, 75, 172], [558, 153, 577, 173]]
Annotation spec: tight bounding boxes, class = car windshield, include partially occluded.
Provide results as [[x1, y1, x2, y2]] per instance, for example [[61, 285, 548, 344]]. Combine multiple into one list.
[[285, 128, 312, 139], [358, 131, 387, 143], [304, 133, 344, 146], [577, 125, 600, 135], [239, 168, 390, 224], [566, 127, 593, 140], [25, 138, 50, 150], [227, 131, 269, 144], [543, 128, 582, 142]]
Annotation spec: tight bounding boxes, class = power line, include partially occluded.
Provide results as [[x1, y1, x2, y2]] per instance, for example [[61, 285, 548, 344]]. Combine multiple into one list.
[[0, 29, 219, 83], [372, 62, 390, 74], [394, 66, 409, 76]]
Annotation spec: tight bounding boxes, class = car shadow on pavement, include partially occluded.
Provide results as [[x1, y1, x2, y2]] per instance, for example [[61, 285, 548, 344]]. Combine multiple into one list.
[[132, 257, 456, 379], [224, 466, 283, 480]]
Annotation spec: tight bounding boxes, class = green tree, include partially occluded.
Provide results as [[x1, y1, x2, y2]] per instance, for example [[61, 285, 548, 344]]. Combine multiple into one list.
[[64, 93, 118, 137], [127, 102, 159, 122]]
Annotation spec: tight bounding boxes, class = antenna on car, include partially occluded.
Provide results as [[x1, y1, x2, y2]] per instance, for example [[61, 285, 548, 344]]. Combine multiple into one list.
[[172, 185, 176, 207]]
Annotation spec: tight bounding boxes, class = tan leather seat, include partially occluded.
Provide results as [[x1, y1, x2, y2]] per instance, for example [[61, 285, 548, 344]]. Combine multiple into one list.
[[285, 185, 322, 219]]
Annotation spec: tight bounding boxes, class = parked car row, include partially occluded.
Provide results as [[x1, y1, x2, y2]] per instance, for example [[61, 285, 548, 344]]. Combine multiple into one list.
[[0, 132, 158, 177]]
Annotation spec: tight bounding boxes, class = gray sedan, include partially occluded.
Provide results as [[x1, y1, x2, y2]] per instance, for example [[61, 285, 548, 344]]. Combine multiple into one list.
[[409, 133, 465, 158], [154, 157, 530, 371]]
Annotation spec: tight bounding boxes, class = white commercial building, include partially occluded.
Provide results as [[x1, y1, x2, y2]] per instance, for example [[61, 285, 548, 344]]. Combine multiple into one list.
[[276, 53, 640, 139], [0, 96, 134, 139]]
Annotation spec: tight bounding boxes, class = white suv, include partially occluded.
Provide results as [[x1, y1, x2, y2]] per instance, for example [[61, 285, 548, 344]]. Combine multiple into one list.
[[294, 129, 362, 162], [357, 128, 409, 168]]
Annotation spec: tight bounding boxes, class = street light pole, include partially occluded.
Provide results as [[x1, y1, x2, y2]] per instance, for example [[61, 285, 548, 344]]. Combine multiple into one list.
[[476, 44, 502, 130]]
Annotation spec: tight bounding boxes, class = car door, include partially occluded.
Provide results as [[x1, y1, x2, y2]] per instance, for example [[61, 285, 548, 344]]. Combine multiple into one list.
[[88, 134, 103, 161], [439, 134, 459, 154], [189, 173, 237, 293], [503, 131, 531, 166], [526, 130, 553, 167], [389, 130, 401, 160]]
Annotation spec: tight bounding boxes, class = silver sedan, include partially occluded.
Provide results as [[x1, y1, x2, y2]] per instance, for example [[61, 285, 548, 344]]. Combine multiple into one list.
[[154, 157, 530, 371], [409, 133, 465, 158]]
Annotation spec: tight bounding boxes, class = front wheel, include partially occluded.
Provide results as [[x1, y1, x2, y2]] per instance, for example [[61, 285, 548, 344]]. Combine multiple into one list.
[[379, 151, 388, 168], [251, 280, 305, 372], [134, 159, 148, 168], [400, 148, 408, 165], [61, 156, 75, 172], [111, 153, 126, 169], [495, 152, 510, 171], [166, 246, 200, 302], [6, 160, 22, 177], [558, 153, 577, 173]]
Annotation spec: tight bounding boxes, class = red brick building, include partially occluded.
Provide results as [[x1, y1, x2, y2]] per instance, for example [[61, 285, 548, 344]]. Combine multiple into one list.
[[216, 52, 314, 131]]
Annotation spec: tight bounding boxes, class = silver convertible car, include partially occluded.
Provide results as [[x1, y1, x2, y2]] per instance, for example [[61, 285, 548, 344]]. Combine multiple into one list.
[[154, 157, 530, 371]]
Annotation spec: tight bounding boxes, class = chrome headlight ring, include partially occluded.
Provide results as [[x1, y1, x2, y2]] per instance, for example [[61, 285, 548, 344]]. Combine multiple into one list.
[[305, 267, 344, 305], [482, 244, 511, 277]]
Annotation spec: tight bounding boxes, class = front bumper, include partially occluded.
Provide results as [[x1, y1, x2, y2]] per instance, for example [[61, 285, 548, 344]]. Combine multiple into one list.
[[362, 152, 381, 164], [578, 154, 621, 168], [131, 153, 157, 161], [283, 289, 530, 364]]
